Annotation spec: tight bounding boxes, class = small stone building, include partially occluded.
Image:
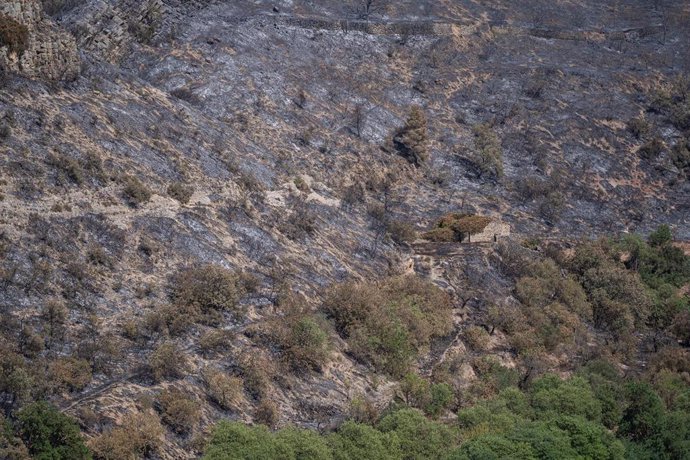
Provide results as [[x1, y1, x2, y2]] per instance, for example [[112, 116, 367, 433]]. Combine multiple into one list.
[[467, 219, 511, 243]]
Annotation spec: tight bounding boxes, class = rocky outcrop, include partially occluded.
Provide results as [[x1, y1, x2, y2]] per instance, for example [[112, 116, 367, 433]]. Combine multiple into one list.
[[64, 0, 166, 63], [0, 0, 80, 81]]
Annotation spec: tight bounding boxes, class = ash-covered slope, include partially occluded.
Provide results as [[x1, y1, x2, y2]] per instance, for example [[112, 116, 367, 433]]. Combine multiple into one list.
[[1, 0, 689, 458]]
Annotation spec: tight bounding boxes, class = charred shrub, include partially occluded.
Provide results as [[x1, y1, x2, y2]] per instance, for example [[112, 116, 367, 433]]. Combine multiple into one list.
[[0, 15, 29, 55], [627, 117, 650, 139], [122, 176, 152, 206], [639, 137, 664, 160], [167, 182, 194, 204]]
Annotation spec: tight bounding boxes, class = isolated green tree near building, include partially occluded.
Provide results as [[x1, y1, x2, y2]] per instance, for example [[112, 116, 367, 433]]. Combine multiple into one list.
[[395, 106, 429, 166]]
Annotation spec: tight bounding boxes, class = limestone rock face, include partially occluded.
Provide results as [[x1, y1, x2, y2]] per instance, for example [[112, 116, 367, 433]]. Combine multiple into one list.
[[66, 0, 166, 63], [0, 0, 80, 81]]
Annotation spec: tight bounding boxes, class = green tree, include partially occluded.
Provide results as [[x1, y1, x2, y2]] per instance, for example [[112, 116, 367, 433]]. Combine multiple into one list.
[[394, 106, 429, 166], [648, 225, 673, 247], [276, 428, 333, 460], [15, 402, 91, 460], [203, 422, 292, 460], [377, 409, 455, 460], [447, 434, 534, 460], [529, 375, 602, 422], [328, 422, 401, 460], [619, 382, 665, 444]]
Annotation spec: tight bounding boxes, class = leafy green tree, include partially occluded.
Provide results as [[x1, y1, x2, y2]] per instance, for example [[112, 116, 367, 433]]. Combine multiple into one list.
[[15, 402, 91, 460], [394, 106, 428, 166], [648, 225, 673, 247], [619, 382, 665, 444], [276, 427, 334, 460], [506, 421, 577, 459], [328, 421, 401, 460], [661, 410, 690, 459], [529, 375, 602, 422], [0, 414, 29, 460], [551, 416, 625, 460], [447, 434, 535, 460], [203, 422, 292, 460], [377, 409, 455, 460]]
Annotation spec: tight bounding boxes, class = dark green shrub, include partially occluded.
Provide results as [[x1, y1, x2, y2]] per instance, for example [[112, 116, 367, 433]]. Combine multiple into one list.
[[469, 123, 503, 179], [0, 413, 29, 459], [670, 139, 690, 175], [386, 220, 416, 245], [15, 402, 91, 460]]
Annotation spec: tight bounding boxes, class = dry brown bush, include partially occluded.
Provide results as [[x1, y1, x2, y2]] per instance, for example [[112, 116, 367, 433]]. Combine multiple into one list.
[[90, 412, 164, 460], [157, 388, 200, 434]]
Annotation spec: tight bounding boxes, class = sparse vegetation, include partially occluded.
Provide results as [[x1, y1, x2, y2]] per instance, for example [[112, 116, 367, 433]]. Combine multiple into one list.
[[4, 2, 690, 458], [469, 123, 504, 179], [122, 176, 152, 206], [324, 275, 452, 377], [167, 182, 194, 204], [41, 0, 87, 16], [639, 137, 664, 160], [627, 116, 650, 139], [90, 412, 164, 460], [157, 388, 201, 434], [148, 342, 189, 382], [203, 368, 243, 410]]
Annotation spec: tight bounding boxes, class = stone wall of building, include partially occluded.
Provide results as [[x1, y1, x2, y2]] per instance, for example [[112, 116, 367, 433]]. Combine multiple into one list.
[[469, 220, 511, 243]]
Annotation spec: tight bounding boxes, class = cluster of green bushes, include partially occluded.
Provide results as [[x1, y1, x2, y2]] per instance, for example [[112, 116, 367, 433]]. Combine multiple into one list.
[[501, 225, 689, 356], [203, 361, 690, 459], [0, 402, 90, 460], [203, 408, 454, 460], [324, 275, 452, 377]]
